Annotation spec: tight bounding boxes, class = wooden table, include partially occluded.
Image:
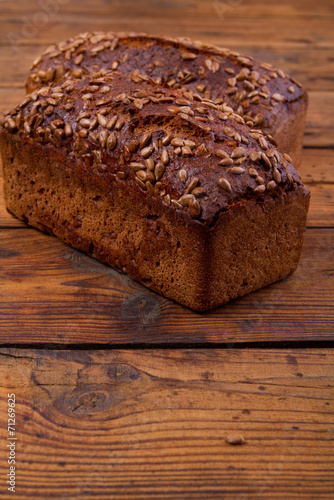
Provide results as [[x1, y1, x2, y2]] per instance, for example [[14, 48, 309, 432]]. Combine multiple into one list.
[[0, 0, 333, 498]]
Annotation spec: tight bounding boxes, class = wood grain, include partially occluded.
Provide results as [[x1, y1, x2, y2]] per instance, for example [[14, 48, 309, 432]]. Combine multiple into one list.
[[0, 348, 333, 499], [0, 227, 333, 345]]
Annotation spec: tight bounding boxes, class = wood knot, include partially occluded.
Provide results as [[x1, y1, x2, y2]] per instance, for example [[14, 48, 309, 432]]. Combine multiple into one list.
[[121, 291, 161, 328], [107, 363, 140, 383], [55, 385, 117, 419]]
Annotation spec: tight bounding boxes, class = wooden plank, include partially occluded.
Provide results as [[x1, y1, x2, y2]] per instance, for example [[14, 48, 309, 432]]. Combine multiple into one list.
[[0, 0, 333, 51], [305, 92, 334, 148], [0, 227, 333, 345], [0, 348, 333, 499], [301, 149, 334, 184]]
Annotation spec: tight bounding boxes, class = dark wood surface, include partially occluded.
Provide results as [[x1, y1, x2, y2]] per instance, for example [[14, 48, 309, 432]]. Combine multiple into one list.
[[0, 0, 333, 498], [0, 348, 333, 499]]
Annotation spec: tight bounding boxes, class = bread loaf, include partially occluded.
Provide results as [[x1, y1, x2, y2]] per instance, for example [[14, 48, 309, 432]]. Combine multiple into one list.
[[26, 32, 308, 166], [0, 71, 310, 310]]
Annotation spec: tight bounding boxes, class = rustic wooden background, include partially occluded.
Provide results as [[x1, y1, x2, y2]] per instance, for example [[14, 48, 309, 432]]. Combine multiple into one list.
[[0, 0, 333, 498]]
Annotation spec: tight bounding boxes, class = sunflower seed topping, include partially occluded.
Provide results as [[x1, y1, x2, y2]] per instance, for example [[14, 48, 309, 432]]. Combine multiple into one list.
[[189, 200, 201, 218], [154, 162, 165, 181], [162, 133, 173, 146], [145, 158, 155, 171], [218, 178, 232, 192], [140, 132, 152, 149], [216, 149, 229, 159], [266, 180, 277, 191], [261, 152, 272, 169], [141, 145, 154, 158], [178, 169, 188, 184], [248, 168, 258, 177], [64, 123, 73, 137], [219, 158, 234, 166], [179, 194, 195, 206], [186, 177, 199, 193], [273, 168, 282, 183], [229, 166, 245, 175], [97, 114, 108, 127], [107, 133, 117, 150], [283, 153, 293, 163], [181, 52, 197, 60], [161, 150, 169, 166], [171, 137, 184, 147], [272, 93, 285, 102], [231, 147, 246, 159], [254, 184, 266, 194]]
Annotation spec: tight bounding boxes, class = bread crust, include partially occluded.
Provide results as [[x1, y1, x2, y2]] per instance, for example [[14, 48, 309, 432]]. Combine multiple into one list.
[[1, 71, 310, 310], [25, 31, 308, 166]]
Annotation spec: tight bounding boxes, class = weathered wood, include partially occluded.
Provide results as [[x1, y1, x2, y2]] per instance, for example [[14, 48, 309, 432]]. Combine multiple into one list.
[[0, 348, 333, 499], [0, 227, 333, 344], [0, 0, 333, 53]]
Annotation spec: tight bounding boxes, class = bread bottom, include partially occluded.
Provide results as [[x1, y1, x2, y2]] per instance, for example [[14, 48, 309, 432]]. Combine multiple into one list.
[[1, 136, 310, 311]]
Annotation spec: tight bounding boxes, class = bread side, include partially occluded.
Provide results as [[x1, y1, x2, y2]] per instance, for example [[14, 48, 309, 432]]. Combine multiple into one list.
[[25, 31, 308, 166], [0, 72, 310, 310]]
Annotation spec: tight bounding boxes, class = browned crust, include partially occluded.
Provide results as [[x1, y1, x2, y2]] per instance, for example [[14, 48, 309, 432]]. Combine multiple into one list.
[[25, 31, 308, 166], [1, 119, 310, 310]]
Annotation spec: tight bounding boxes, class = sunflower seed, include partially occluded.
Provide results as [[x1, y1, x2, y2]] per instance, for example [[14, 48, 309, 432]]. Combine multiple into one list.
[[273, 168, 281, 183], [266, 180, 277, 190], [248, 168, 258, 177], [130, 162, 145, 171], [64, 123, 73, 137], [189, 200, 201, 218], [216, 149, 229, 159], [218, 178, 232, 192], [141, 145, 154, 158], [168, 106, 180, 114], [254, 184, 266, 194], [178, 169, 188, 183], [79, 118, 90, 128], [155, 162, 165, 181], [259, 137, 268, 150], [171, 137, 184, 147], [272, 93, 285, 102], [98, 130, 108, 147], [229, 166, 245, 175], [140, 132, 152, 149], [186, 177, 199, 193], [106, 116, 117, 130], [231, 147, 246, 159], [115, 117, 125, 131], [78, 129, 88, 138], [261, 152, 272, 169], [145, 158, 155, 171], [219, 158, 233, 166], [256, 176, 265, 185], [179, 194, 195, 206], [249, 151, 262, 162], [97, 114, 108, 128], [107, 133, 117, 150], [171, 199, 183, 209], [181, 52, 197, 60], [283, 153, 293, 163], [161, 150, 169, 166], [225, 435, 245, 445]]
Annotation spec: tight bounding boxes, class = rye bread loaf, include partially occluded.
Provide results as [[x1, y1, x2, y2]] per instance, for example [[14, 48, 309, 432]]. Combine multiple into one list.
[[0, 71, 310, 310], [26, 31, 308, 166]]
